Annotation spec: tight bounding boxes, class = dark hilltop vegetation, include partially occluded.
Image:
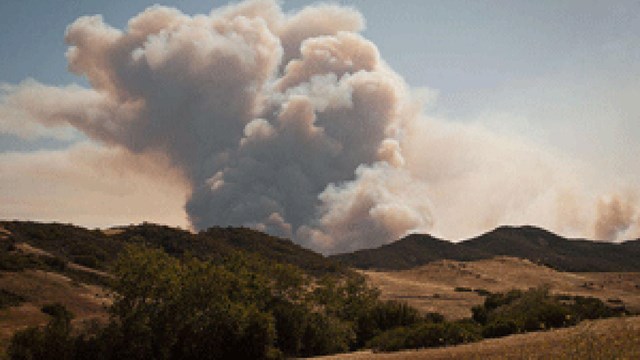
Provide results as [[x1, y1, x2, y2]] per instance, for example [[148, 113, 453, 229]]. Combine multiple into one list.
[[1, 220, 345, 278], [331, 225, 640, 272]]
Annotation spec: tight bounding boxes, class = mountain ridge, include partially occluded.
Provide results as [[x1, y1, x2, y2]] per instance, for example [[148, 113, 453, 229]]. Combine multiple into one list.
[[331, 225, 640, 272], [2, 220, 639, 273]]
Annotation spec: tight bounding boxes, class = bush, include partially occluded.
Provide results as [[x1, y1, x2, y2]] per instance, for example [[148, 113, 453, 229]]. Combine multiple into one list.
[[471, 305, 488, 324], [355, 300, 422, 346], [571, 296, 623, 320], [368, 322, 481, 352], [0, 289, 25, 309], [474, 288, 492, 297], [9, 304, 75, 360], [424, 312, 446, 324], [271, 301, 308, 356], [71, 255, 99, 269], [366, 326, 412, 352], [40, 255, 67, 271], [0, 251, 40, 271], [483, 289, 523, 310], [472, 287, 624, 339], [301, 313, 353, 356], [454, 286, 472, 292], [41, 303, 73, 319], [8, 327, 46, 360], [482, 319, 518, 338]]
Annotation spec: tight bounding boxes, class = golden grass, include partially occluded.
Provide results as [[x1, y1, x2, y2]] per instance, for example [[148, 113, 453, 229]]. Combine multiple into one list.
[[363, 257, 640, 319], [101, 228, 125, 236], [14, 242, 54, 258], [313, 316, 640, 360], [0, 270, 110, 352]]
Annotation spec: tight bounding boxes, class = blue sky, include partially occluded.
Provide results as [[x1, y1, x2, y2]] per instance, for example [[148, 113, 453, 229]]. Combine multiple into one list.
[[1, 0, 639, 162], [1, 0, 639, 242], [2, 1, 637, 91]]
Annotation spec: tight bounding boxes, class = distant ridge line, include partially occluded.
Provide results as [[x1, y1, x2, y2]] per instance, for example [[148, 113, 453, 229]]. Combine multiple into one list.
[[330, 225, 640, 272]]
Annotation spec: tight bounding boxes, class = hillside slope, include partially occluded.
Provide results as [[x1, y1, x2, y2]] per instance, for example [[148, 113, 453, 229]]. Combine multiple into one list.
[[0, 221, 347, 353], [332, 225, 640, 272], [361, 256, 640, 319], [0, 221, 345, 276]]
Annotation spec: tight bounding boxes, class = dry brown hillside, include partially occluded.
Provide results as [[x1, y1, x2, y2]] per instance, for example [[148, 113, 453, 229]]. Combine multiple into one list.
[[0, 270, 111, 351], [363, 256, 640, 319], [0, 225, 111, 351]]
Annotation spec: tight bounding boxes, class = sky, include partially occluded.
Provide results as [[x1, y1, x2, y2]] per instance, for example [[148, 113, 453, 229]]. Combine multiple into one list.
[[1, 0, 639, 253]]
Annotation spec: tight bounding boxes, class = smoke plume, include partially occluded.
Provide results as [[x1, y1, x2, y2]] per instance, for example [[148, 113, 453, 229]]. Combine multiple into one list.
[[594, 195, 639, 241], [1, 0, 638, 252]]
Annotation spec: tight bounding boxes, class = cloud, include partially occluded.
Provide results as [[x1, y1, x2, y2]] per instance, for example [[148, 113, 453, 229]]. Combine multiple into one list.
[[1, 0, 638, 252]]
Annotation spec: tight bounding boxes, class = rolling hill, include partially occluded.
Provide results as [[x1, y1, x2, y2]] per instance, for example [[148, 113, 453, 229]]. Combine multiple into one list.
[[0, 221, 348, 351], [331, 225, 640, 272], [1, 221, 639, 358], [0, 221, 346, 277], [361, 256, 640, 319]]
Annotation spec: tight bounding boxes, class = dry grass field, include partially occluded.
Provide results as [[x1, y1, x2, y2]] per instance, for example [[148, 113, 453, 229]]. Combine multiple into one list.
[[0, 270, 110, 351], [362, 256, 640, 319], [0, 226, 111, 353], [313, 315, 640, 359]]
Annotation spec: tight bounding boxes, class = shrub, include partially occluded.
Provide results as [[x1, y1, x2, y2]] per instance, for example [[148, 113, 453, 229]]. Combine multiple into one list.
[[368, 321, 481, 352], [40, 255, 67, 271], [71, 255, 99, 269], [0, 289, 25, 309], [355, 300, 422, 346], [483, 287, 574, 333], [571, 296, 623, 320], [271, 301, 308, 356], [366, 326, 412, 352], [41, 303, 73, 320], [9, 304, 75, 360], [301, 313, 354, 356], [454, 286, 472, 292], [471, 305, 488, 324], [473, 287, 624, 339], [474, 288, 492, 297], [482, 319, 518, 338], [424, 312, 446, 324], [483, 289, 523, 310], [0, 251, 40, 271]]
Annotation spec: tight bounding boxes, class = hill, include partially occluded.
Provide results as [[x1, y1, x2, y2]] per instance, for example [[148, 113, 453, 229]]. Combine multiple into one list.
[[330, 233, 490, 270], [1, 221, 637, 359], [331, 225, 640, 272], [0, 221, 346, 277], [0, 221, 347, 353], [361, 256, 640, 319]]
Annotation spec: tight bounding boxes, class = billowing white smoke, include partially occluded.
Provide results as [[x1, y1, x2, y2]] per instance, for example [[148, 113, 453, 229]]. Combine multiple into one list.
[[1, 0, 638, 252]]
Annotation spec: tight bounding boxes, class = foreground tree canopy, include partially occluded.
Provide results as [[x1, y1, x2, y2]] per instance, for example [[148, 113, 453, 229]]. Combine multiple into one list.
[[9, 245, 418, 359]]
